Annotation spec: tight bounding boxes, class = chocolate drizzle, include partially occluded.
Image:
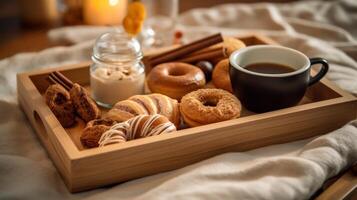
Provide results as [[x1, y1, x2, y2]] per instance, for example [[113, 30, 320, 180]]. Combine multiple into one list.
[[98, 114, 176, 147]]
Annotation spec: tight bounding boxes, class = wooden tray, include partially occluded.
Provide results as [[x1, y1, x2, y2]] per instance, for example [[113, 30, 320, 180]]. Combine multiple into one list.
[[17, 34, 357, 192]]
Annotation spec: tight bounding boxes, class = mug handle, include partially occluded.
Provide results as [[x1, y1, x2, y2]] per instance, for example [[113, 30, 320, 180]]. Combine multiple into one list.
[[308, 58, 329, 86]]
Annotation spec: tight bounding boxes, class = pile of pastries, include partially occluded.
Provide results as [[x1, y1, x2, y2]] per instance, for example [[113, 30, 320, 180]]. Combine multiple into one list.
[[44, 35, 247, 149]]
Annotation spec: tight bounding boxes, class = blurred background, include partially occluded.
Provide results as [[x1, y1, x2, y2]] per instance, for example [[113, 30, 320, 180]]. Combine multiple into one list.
[[0, 0, 295, 59]]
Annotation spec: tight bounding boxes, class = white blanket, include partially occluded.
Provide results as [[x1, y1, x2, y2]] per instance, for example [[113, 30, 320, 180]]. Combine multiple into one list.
[[0, 0, 356, 199]]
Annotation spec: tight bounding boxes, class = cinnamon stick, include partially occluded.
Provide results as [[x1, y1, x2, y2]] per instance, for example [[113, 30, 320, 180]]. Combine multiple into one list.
[[177, 47, 226, 63], [149, 33, 223, 66], [48, 71, 74, 91], [48, 74, 70, 91], [189, 46, 226, 57], [54, 71, 74, 88]]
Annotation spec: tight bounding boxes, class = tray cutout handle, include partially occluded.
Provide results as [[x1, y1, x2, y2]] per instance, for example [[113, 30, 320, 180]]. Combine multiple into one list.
[[33, 110, 48, 140]]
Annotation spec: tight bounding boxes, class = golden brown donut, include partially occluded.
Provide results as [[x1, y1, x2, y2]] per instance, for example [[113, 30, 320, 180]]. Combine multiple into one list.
[[180, 89, 241, 127], [147, 62, 206, 100], [210, 37, 246, 65], [222, 37, 246, 56], [211, 36, 246, 56], [212, 59, 233, 93]]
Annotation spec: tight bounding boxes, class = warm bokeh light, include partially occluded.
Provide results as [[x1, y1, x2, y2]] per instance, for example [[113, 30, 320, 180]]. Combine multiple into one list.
[[109, 0, 119, 6], [83, 0, 127, 25]]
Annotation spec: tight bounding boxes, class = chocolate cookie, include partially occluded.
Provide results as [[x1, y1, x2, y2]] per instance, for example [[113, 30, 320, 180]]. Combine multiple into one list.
[[45, 84, 76, 127]]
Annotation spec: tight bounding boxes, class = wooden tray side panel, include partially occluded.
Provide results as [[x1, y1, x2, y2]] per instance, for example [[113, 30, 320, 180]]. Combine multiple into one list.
[[17, 74, 78, 188], [70, 99, 356, 192], [238, 34, 278, 46], [29, 64, 90, 94]]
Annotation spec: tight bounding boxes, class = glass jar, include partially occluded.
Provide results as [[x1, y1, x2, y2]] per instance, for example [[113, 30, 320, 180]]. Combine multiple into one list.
[[90, 31, 145, 108], [138, 0, 178, 49]]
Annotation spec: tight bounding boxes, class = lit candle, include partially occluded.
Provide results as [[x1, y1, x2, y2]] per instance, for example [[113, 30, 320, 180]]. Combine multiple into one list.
[[83, 0, 127, 25]]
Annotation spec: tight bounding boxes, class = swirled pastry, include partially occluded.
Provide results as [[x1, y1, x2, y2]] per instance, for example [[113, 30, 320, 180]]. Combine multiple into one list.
[[106, 94, 180, 127]]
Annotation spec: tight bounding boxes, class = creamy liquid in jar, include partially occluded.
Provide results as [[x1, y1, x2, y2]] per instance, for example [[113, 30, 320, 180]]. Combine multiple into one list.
[[91, 66, 145, 106]]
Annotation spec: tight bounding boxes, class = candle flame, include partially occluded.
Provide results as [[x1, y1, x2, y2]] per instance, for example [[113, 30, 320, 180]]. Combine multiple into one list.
[[109, 0, 119, 6]]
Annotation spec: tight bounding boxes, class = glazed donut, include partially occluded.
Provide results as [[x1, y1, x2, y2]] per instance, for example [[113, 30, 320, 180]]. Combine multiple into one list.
[[212, 59, 233, 93], [180, 89, 241, 127], [147, 62, 206, 100]]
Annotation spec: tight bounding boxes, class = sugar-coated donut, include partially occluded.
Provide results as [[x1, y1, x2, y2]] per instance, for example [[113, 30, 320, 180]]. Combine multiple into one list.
[[180, 89, 241, 127], [212, 59, 233, 93], [147, 62, 206, 100]]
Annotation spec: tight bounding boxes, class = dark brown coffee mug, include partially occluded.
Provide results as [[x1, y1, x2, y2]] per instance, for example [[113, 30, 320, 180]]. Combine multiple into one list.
[[229, 45, 329, 113]]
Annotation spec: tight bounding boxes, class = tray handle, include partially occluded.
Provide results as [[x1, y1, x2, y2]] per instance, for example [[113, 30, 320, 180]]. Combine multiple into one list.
[[33, 110, 49, 141]]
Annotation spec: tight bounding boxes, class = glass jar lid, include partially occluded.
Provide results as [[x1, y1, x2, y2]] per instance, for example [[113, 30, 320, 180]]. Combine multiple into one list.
[[92, 31, 143, 64]]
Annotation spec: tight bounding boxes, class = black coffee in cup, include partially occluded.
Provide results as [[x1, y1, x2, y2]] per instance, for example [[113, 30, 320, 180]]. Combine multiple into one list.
[[229, 45, 329, 113], [245, 63, 295, 74]]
